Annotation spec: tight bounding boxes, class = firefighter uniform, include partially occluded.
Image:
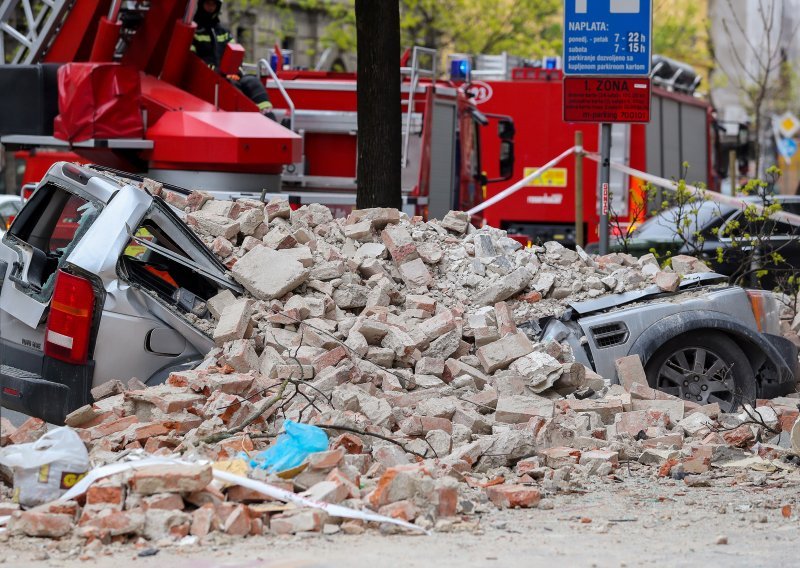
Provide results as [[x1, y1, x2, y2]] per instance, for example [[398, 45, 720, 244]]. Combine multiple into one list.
[[192, 0, 274, 116]]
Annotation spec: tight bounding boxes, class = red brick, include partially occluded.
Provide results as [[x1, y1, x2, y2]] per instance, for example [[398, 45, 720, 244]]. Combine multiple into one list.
[[213, 435, 255, 461], [86, 484, 124, 507], [44, 501, 79, 517], [161, 413, 204, 434], [381, 225, 419, 264], [191, 504, 218, 538], [270, 510, 326, 534], [378, 500, 419, 522], [88, 415, 139, 440], [227, 482, 290, 503], [326, 468, 360, 499], [223, 505, 250, 536], [8, 417, 46, 445], [185, 486, 226, 508], [13, 511, 73, 537], [722, 425, 755, 448], [130, 464, 212, 495], [74, 410, 115, 430], [308, 447, 346, 470], [399, 416, 454, 436], [141, 493, 185, 511], [518, 291, 543, 303], [128, 422, 169, 441], [143, 437, 173, 454], [79, 510, 144, 537], [515, 457, 541, 476], [435, 484, 458, 517], [494, 301, 517, 336], [0, 502, 20, 516], [615, 355, 647, 391], [331, 433, 364, 454], [539, 447, 581, 468], [249, 517, 264, 536], [312, 345, 348, 374], [367, 465, 428, 508], [0, 417, 16, 446], [779, 409, 799, 433], [614, 410, 669, 437], [485, 485, 541, 508], [579, 450, 619, 467]]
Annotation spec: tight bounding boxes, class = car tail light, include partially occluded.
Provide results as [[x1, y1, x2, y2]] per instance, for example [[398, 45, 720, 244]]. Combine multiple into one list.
[[747, 290, 781, 335], [44, 270, 96, 365]]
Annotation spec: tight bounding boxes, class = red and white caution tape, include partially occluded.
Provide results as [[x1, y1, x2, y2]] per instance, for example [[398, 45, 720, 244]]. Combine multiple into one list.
[[584, 152, 800, 228]]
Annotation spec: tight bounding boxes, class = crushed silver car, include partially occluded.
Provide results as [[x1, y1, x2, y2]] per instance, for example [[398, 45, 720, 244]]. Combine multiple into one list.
[[538, 273, 799, 411], [0, 162, 242, 423]]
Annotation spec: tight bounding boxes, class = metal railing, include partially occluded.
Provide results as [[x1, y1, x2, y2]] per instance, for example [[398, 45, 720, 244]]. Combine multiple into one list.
[[0, 0, 69, 64], [400, 46, 437, 168], [256, 57, 295, 132]]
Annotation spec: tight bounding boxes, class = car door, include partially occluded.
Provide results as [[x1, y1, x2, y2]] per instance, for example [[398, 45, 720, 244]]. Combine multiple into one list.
[[84, 194, 242, 387]]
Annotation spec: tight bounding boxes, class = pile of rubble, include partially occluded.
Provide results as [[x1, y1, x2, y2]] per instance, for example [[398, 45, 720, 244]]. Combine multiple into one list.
[[1, 196, 798, 548]]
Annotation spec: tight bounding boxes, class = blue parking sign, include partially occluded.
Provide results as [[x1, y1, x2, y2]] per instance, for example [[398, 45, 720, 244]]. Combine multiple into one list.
[[564, 0, 652, 76]]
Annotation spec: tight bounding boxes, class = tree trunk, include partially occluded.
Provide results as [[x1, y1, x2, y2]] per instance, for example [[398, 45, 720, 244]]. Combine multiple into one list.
[[355, 0, 401, 209]]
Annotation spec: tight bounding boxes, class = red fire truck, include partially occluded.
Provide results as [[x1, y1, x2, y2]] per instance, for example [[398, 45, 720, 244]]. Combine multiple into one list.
[[454, 53, 716, 246], [0, 1, 508, 221]]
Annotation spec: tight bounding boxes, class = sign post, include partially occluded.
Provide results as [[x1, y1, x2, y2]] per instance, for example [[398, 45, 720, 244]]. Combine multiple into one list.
[[599, 124, 612, 254], [574, 130, 584, 247], [563, 0, 653, 254]]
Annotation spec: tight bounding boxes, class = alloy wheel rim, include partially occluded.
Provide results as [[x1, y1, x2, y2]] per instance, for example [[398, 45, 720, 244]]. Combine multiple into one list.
[[655, 346, 735, 408]]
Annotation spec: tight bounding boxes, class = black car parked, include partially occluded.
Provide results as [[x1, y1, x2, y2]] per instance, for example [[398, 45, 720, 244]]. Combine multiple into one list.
[[611, 195, 800, 287]]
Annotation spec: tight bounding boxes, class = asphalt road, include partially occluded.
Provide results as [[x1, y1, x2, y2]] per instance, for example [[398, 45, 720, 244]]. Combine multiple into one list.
[[1, 407, 39, 428]]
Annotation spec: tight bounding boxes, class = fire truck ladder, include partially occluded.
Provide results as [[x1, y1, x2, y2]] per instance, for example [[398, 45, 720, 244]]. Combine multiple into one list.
[[0, 0, 70, 64], [401, 46, 437, 168]]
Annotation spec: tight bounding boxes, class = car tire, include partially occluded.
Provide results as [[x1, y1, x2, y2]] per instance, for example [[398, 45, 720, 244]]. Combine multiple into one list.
[[644, 331, 756, 412]]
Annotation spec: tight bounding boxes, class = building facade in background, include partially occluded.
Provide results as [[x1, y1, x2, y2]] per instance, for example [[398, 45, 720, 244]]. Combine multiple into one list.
[[226, 0, 355, 72]]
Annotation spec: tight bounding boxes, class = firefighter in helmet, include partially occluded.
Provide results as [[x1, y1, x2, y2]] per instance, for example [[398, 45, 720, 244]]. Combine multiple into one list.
[[192, 0, 275, 119]]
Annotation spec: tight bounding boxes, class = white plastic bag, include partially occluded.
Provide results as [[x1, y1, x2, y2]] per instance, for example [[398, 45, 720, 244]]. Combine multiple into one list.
[[0, 427, 89, 507]]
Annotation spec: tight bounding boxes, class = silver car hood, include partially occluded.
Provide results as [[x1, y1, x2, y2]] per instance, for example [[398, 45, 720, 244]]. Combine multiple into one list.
[[568, 272, 728, 316]]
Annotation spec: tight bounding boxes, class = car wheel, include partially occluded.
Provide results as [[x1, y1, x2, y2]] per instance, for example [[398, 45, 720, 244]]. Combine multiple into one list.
[[644, 332, 756, 412]]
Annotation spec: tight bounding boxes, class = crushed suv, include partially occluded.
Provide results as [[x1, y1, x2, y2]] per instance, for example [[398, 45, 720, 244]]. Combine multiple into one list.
[[0, 162, 242, 423], [539, 273, 799, 411]]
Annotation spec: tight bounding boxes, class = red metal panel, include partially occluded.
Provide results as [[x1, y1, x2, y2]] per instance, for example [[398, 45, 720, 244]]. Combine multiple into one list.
[[220, 44, 246, 76], [146, 111, 302, 172], [53, 63, 144, 143], [266, 80, 358, 112], [43, 0, 110, 62], [304, 134, 356, 177]]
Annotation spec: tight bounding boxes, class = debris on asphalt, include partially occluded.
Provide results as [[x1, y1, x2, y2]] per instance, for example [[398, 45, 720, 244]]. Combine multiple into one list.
[[2, 196, 800, 549]]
